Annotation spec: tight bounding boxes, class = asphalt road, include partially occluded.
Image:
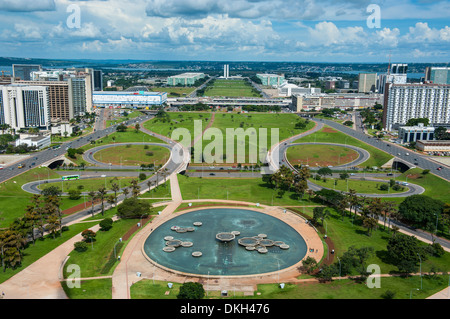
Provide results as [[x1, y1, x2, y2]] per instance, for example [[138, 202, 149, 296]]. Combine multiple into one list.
[[314, 118, 450, 181]]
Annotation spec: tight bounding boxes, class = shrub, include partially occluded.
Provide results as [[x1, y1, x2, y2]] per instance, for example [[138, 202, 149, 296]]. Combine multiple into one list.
[[74, 241, 88, 252], [431, 242, 445, 257], [381, 290, 396, 299], [81, 229, 96, 243], [177, 282, 205, 299], [379, 184, 389, 191], [139, 173, 147, 181], [99, 218, 113, 231]]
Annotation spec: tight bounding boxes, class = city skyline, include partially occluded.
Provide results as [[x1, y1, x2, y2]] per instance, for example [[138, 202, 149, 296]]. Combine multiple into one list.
[[0, 0, 448, 63]]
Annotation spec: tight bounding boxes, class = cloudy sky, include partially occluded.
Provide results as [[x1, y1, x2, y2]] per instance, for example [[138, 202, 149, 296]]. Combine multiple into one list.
[[0, 0, 449, 62]]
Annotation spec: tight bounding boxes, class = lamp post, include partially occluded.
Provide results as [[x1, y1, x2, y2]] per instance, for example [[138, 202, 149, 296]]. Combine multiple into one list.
[[114, 238, 122, 258], [337, 256, 341, 280], [417, 253, 422, 290]]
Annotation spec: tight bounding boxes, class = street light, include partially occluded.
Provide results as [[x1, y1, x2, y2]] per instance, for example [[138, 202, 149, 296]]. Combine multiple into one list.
[[337, 256, 341, 280], [417, 253, 422, 290], [410, 288, 419, 299]]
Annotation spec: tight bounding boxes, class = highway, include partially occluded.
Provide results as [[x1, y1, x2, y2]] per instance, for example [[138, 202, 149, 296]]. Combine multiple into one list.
[[313, 118, 450, 181]]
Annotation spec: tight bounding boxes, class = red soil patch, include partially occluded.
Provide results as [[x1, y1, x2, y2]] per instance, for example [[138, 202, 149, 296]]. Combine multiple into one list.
[[322, 127, 338, 133], [61, 199, 101, 215]]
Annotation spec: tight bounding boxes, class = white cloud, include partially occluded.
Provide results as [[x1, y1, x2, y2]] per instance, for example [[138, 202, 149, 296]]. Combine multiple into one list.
[[0, 0, 55, 12]]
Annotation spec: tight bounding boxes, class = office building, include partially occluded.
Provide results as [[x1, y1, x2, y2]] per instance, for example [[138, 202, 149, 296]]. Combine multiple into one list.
[[291, 93, 383, 112], [167, 73, 206, 86], [377, 63, 408, 94], [398, 123, 435, 143], [12, 64, 42, 81], [0, 84, 50, 130], [93, 91, 167, 107], [383, 83, 450, 131], [425, 67, 450, 85], [93, 70, 103, 91], [256, 74, 285, 87], [278, 83, 321, 97], [68, 76, 93, 116], [15, 134, 51, 150], [224, 64, 229, 79], [358, 73, 377, 93]]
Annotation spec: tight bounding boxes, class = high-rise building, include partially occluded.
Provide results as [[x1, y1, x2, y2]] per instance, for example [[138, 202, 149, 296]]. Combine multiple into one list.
[[18, 80, 70, 122], [377, 63, 408, 94], [256, 74, 285, 87], [68, 75, 93, 116], [0, 84, 50, 130], [93, 70, 103, 91], [425, 67, 450, 85], [223, 65, 229, 79], [383, 83, 450, 131], [358, 73, 377, 93], [12, 64, 42, 81]]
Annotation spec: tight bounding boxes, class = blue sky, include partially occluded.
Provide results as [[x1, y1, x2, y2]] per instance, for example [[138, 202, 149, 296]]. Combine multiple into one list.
[[0, 0, 449, 62]]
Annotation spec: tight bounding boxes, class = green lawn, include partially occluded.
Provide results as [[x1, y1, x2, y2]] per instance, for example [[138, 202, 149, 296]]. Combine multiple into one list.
[[62, 278, 112, 299], [246, 275, 449, 299], [149, 86, 195, 97], [294, 125, 393, 168], [131, 280, 182, 299], [286, 144, 359, 167], [178, 175, 315, 206], [38, 176, 137, 193], [309, 178, 405, 194], [203, 79, 261, 97], [0, 220, 98, 284], [93, 144, 170, 166]]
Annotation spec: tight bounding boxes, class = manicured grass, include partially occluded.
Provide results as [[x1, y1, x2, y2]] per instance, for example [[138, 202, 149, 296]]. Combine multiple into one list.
[[63, 218, 140, 278], [204, 113, 315, 164], [293, 125, 393, 168], [203, 79, 261, 97], [131, 280, 182, 299], [245, 275, 449, 299], [37, 176, 137, 193], [286, 144, 359, 167], [140, 179, 171, 199], [143, 112, 211, 143], [178, 175, 315, 206], [62, 278, 112, 299], [149, 86, 195, 97], [397, 168, 450, 203], [0, 166, 65, 227], [291, 206, 450, 275], [0, 220, 98, 284], [93, 144, 170, 166], [309, 178, 405, 194]]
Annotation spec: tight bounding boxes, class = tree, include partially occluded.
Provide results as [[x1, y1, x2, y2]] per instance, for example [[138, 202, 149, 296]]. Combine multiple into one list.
[[387, 234, 421, 274], [317, 264, 339, 282], [301, 256, 318, 274], [81, 229, 96, 243], [99, 218, 113, 231], [41, 186, 62, 197], [97, 187, 107, 216], [116, 124, 127, 132], [435, 126, 450, 140], [117, 197, 152, 219], [88, 191, 97, 217], [362, 217, 378, 236], [68, 189, 81, 200], [177, 282, 205, 299], [313, 207, 329, 226], [317, 167, 332, 178], [398, 195, 444, 229], [46, 213, 61, 239]]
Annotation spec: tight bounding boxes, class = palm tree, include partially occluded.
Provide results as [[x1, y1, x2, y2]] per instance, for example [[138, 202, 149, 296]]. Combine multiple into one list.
[[123, 187, 129, 199], [46, 213, 61, 239], [363, 217, 378, 236], [382, 201, 397, 230], [347, 189, 358, 215], [97, 187, 107, 216], [88, 191, 97, 217], [129, 179, 141, 198], [110, 183, 120, 206]]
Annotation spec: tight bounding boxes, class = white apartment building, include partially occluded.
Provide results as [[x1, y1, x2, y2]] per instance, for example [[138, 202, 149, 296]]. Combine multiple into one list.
[[383, 83, 450, 131], [0, 84, 50, 130]]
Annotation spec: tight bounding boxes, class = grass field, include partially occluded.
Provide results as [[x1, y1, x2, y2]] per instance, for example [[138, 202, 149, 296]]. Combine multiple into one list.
[[149, 86, 195, 97], [293, 125, 393, 168], [37, 176, 137, 193], [203, 79, 261, 97], [93, 144, 170, 166], [286, 144, 359, 167], [178, 175, 315, 206], [309, 177, 405, 194]]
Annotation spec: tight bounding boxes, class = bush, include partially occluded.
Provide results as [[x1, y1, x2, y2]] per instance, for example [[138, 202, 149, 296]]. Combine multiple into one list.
[[139, 173, 147, 181], [379, 184, 389, 191], [177, 282, 205, 299], [431, 243, 445, 257], [68, 189, 81, 200], [99, 218, 113, 231], [81, 229, 96, 243], [117, 197, 151, 219], [381, 290, 396, 299], [74, 241, 88, 252]]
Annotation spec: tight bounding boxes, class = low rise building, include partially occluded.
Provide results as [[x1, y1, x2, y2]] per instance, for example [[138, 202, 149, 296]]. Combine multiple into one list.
[[15, 134, 51, 150], [415, 140, 450, 152]]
